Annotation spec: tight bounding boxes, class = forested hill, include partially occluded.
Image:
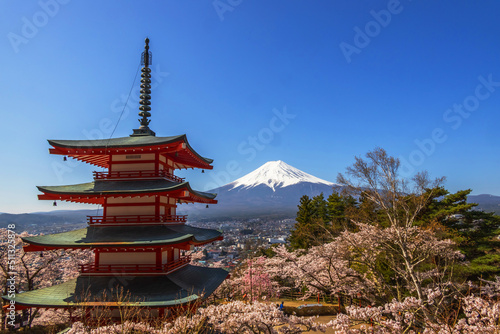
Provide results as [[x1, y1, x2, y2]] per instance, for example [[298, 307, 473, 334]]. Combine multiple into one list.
[[468, 194, 500, 215], [0, 210, 96, 233]]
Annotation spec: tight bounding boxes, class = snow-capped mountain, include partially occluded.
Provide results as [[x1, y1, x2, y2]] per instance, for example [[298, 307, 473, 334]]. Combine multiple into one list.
[[179, 161, 339, 220], [227, 160, 335, 191]]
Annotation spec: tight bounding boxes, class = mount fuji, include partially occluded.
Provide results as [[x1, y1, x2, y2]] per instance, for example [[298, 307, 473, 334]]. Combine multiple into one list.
[[180, 161, 339, 220], [227, 160, 336, 192]]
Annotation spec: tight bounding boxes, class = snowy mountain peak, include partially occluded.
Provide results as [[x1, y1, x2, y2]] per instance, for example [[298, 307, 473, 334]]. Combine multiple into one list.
[[228, 160, 336, 191]]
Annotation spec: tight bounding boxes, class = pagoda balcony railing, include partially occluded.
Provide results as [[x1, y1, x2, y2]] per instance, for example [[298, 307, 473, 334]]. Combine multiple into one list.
[[87, 214, 187, 225], [93, 170, 184, 183], [79, 255, 191, 274]]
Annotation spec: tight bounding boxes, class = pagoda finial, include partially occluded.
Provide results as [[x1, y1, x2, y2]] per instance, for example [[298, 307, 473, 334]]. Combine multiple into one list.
[[132, 37, 156, 136], [143, 37, 150, 66]]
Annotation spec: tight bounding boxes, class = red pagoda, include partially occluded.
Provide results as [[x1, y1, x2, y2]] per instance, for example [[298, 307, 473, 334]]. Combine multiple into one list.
[[6, 38, 228, 319]]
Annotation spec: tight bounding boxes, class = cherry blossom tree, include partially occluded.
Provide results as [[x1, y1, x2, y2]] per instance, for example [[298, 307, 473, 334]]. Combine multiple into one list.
[[1, 229, 91, 292], [265, 243, 374, 303], [229, 257, 279, 301], [0, 228, 92, 328], [65, 301, 326, 333], [327, 279, 500, 334], [335, 149, 466, 316], [328, 297, 425, 333]]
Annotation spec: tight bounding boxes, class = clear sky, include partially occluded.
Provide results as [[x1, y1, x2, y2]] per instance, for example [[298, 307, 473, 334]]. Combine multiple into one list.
[[0, 0, 499, 213]]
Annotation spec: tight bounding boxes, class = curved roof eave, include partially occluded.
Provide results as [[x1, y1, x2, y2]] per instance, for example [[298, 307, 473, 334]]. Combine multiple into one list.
[[21, 225, 222, 249], [48, 134, 213, 166], [36, 180, 217, 201]]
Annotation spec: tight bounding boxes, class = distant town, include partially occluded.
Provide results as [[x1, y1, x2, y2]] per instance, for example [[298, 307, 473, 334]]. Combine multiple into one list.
[[190, 218, 295, 268]]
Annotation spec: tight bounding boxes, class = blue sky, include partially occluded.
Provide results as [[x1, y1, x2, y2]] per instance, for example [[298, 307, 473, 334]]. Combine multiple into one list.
[[0, 0, 499, 213]]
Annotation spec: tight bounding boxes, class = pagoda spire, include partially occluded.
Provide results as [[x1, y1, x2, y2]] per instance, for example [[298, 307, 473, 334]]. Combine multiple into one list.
[[132, 37, 156, 136]]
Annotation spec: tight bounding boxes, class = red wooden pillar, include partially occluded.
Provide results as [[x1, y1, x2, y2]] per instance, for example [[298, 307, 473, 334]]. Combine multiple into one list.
[[108, 156, 114, 173], [156, 248, 162, 268], [103, 197, 108, 218], [155, 195, 160, 220], [155, 152, 159, 174], [168, 247, 174, 262]]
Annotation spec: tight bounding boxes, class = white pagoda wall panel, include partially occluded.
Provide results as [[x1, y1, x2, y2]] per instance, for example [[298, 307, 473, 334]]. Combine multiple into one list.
[[112, 163, 156, 172], [100, 252, 156, 265], [111, 154, 156, 161], [106, 205, 155, 216], [107, 197, 156, 204]]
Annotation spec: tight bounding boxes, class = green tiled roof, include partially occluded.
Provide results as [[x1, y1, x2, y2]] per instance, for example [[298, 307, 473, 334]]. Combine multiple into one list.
[[37, 180, 217, 199], [22, 225, 222, 248], [48, 134, 213, 164], [49, 135, 184, 149], [3, 265, 228, 308]]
